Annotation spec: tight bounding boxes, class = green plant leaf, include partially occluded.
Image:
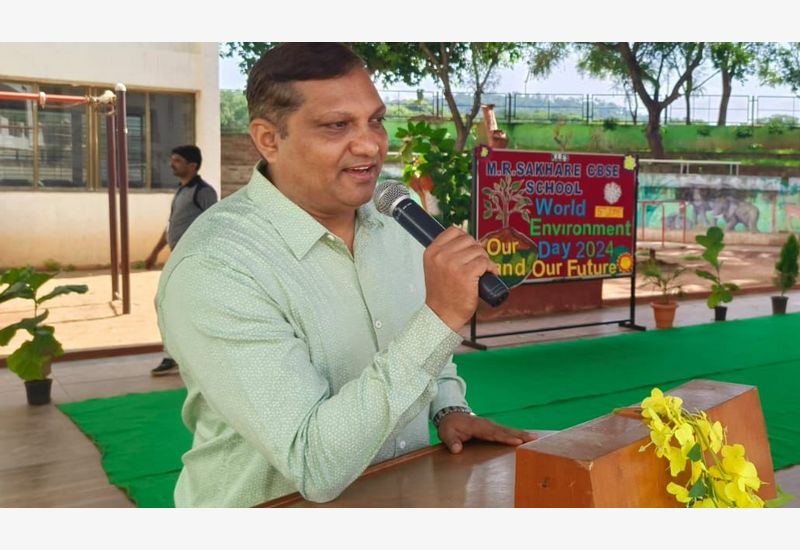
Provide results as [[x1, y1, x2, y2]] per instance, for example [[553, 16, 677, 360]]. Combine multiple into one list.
[[0, 311, 49, 346], [0, 266, 32, 286], [431, 127, 448, 142], [6, 329, 62, 381], [687, 443, 703, 462], [0, 280, 34, 304], [27, 272, 54, 293], [765, 484, 796, 508], [695, 269, 718, 282], [688, 479, 706, 499], [36, 284, 88, 305]]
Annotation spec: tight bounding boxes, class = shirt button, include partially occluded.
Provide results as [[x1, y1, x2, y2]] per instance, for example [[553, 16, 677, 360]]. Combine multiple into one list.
[[374, 320, 382, 329], [399, 440, 406, 450], [326, 234, 336, 242]]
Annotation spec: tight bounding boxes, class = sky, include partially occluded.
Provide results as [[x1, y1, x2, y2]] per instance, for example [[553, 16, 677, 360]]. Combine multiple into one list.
[[219, 47, 797, 99]]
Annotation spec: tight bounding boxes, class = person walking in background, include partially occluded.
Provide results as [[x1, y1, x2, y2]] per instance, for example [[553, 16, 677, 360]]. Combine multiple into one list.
[[146, 145, 217, 376]]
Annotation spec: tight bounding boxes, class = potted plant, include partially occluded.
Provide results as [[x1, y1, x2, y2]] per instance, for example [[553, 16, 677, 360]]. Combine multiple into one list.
[[694, 226, 739, 321], [0, 267, 88, 405], [640, 256, 686, 329], [773, 233, 799, 314]]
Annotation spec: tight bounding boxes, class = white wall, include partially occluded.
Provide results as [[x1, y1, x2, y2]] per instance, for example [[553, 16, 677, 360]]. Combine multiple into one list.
[[0, 43, 221, 267], [0, 191, 174, 268]]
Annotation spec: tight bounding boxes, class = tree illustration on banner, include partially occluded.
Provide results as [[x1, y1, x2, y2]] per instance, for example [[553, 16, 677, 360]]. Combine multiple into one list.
[[480, 175, 538, 288]]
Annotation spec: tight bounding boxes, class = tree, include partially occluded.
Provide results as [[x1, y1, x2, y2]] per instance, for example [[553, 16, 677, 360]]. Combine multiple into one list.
[[759, 43, 800, 93], [576, 42, 705, 158], [222, 42, 533, 151], [710, 43, 761, 126], [220, 89, 249, 133]]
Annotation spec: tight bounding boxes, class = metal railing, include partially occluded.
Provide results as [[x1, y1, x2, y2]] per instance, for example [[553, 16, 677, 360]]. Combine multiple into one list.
[[379, 90, 800, 127]]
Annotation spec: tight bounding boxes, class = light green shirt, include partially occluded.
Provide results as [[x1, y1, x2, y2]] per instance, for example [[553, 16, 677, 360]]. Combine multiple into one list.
[[156, 163, 468, 507]]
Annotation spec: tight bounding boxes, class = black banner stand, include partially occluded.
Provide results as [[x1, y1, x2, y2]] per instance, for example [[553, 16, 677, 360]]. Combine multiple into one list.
[[462, 151, 646, 351]]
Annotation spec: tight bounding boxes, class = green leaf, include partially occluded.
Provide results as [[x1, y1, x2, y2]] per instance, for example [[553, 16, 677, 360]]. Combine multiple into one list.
[[765, 484, 796, 508], [413, 141, 431, 155], [431, 127, 448, 142], [37, 284, 88, 305], [27, 272, 54, 293], [695, 269, 718, 282], [0, 311, 48, 345], [688, 479, 707, 499], [687, 443, 703, 462], [0, 266, 32, 286], [6, 329, 62, 381], [0, 280, 34, 304]]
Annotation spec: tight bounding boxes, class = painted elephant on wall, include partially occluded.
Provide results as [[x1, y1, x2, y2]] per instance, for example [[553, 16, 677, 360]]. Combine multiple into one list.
[[709, 196, 760, 232]]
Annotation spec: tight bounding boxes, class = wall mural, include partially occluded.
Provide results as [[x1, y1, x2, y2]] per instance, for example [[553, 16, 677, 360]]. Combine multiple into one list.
[[638, 174, 800, 235]]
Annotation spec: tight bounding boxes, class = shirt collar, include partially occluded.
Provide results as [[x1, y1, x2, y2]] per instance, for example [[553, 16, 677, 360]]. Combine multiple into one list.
[[245, 161, 384, 260], [179, 175, 203, 189]]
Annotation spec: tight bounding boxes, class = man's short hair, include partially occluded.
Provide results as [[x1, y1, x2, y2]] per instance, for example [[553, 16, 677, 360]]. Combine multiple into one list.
[[246, 43, 366, 137], [171, 145, 202, 169]]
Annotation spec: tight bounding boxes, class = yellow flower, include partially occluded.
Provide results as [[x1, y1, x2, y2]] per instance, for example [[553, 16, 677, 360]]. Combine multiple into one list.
[[721, 444, 762, 492], [623, 155, 636, 171], [696, 415, 725, 454], [641, 388, 668, 415], [637, 387, 765, 508], [690, 460, 705, 484], [691, 498, 718, 508], [667, 482, 690, 503], [666, 445, 688, 477], [709, 421, 724, 453], [648, 415, 673, 450], [674, 423, 695, 447], [724, 480, 762, 508]]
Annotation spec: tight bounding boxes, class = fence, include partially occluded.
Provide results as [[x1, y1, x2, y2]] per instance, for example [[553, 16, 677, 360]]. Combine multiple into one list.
[[379, 90, 800, 126]]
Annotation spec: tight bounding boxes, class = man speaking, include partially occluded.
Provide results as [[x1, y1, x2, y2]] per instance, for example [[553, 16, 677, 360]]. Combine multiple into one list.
[[156, 42, 534, 507]]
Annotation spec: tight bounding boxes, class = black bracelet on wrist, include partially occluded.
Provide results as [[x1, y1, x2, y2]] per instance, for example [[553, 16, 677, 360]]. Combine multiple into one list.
[[432, 405, 474, 428]]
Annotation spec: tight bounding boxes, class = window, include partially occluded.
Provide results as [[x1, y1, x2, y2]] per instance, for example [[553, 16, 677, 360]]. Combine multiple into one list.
[[0, 80, 195, 191], [0, 82, 35, 187], [38, 84, 87, 188]]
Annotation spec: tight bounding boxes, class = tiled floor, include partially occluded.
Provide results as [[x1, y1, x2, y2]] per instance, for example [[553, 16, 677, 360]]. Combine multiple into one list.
[[1, 291, 798, 507]]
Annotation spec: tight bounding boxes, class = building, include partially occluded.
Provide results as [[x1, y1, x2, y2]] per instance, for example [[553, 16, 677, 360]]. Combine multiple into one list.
[[0, 43, 221, 268]]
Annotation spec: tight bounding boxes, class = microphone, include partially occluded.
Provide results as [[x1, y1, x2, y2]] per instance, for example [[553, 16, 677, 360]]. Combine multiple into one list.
[[373, 180, 509, 307]]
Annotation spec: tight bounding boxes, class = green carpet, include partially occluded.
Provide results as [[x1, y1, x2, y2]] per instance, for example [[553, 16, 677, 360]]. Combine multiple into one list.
[[59, 313, 800, 507]]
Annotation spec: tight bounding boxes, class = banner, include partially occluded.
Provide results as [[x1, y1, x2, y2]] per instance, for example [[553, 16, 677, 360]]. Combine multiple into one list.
[[474, 146, 638, 288]]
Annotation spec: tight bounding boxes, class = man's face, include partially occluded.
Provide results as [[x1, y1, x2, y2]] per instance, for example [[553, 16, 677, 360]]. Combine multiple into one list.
[[263, 68, 388, 218], [170, 154, 195, 179]]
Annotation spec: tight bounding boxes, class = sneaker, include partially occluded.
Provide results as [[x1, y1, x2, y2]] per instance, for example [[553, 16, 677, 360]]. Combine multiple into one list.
[[151, 358, 179, 376]]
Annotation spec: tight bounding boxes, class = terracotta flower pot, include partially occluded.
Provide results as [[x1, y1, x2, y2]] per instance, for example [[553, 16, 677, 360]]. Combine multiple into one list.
[[651, 301, 678, 329]]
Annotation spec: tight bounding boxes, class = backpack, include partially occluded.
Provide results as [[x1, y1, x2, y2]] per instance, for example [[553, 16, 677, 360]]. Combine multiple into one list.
[[191, 179, 216, 211]]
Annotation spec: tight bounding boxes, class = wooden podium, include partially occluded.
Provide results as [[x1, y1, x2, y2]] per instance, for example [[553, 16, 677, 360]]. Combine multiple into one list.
[[515, 379, 777, 507], [260, 380, 775, 507]]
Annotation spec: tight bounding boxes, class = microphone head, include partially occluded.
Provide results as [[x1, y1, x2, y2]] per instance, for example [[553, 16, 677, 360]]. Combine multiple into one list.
[[373, 179, 410, 216]]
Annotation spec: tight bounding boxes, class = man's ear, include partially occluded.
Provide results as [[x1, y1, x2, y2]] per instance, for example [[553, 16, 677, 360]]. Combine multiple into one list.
[[249, 118, 280, 164]]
